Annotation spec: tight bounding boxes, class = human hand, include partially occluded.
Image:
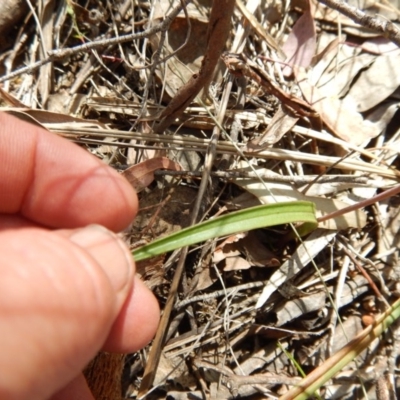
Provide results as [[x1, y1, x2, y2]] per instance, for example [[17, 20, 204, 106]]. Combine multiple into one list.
[[0, 112, 160, 400]]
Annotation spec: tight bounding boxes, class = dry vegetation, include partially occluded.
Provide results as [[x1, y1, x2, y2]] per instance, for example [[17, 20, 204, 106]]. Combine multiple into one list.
[[1, 0, 400, 399]]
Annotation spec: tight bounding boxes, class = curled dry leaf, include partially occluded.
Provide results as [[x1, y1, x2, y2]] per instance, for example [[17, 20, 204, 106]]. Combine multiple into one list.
[[212, 232, 247, 264], [223, 256, 252, 272], [121, 157, 181, 192]]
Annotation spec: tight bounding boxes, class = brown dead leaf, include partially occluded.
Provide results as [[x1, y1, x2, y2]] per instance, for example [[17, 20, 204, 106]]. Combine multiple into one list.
[[129, 184, 196, 288], [309, 41, 375, 99], [135, 255, 166, 290], [47, 93, 86, 115], [346, 51, 400, 112], [191, 262, 218, 292], [130, 184, 195, 241], [282, 0, 316, 76], [148, 0, 211, 99], [152, 353, 196, 389], [122, 157, 181, 192], [213, 232, 252, 271], [213, 231, 279, 271], [311, 36, 341, 70], [239, 231, 280, 267], [304, 38, 399, 143], [296, 69, 380, 145], [212, 232, 246, 263], [247, 106, 299, 148], [223, 256, 252, 271], [154, 0, 235, 133]]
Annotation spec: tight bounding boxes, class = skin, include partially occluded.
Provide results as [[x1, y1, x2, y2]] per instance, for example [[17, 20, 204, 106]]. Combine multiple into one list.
[[0, 112, 160, 400]]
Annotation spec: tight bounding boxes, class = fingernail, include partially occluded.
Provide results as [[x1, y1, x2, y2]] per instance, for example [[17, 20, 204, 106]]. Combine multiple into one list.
[[70, 225, 134, 292]]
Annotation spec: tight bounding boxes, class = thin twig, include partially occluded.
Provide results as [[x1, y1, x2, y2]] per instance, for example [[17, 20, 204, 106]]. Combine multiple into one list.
[[138, 0, 191, 125], [0, 0, 191, 83], [318, 0, 400, 48], [317, 184, 400, 223], [154, 170, 376, 185]]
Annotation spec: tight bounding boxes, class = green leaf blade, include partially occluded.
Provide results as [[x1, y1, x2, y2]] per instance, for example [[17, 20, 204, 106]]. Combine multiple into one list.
[[133, 201, 317, 262]]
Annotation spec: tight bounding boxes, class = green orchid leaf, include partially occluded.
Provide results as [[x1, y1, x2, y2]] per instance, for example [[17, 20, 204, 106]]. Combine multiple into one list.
[[133, 201, 317, 262]]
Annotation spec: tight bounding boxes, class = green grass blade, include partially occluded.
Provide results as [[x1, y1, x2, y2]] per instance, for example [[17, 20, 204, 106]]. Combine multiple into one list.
[[280, 297, 400, 400], [133, 201, 317, 262]]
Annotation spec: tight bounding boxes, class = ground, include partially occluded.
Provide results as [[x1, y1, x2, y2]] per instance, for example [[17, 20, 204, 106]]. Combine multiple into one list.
[[1, 0, 400, 398]]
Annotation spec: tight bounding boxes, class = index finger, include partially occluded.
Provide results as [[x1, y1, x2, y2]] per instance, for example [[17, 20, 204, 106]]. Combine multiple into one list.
[[0, 112, 137, 231]]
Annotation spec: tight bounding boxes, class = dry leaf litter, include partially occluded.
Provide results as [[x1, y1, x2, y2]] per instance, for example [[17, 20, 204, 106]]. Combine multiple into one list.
[[1, 0, 400, 398]]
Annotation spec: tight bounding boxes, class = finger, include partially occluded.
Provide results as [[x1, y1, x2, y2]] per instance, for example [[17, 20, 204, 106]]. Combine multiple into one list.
[[0, 112, 137, 231], [0, 214, 40, 229], [58, 229, 160, 352], [0, 217, 160, 353], [103, 276, 160, 353], [49, 374, 94, 400], [0, 225, 136, 400]]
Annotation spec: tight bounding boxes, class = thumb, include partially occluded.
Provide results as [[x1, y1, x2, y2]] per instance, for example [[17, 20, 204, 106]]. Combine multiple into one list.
[[0, 225, 134, 400]]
